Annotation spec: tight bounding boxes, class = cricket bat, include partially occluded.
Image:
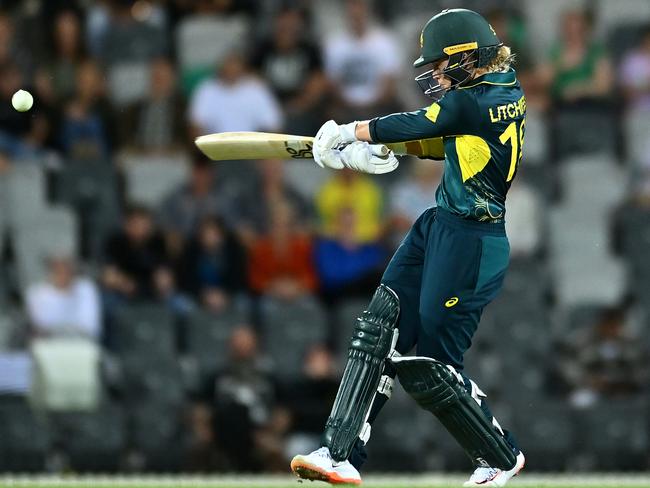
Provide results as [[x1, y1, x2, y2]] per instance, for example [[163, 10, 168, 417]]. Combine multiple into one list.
[[195, 132, 445, 161]]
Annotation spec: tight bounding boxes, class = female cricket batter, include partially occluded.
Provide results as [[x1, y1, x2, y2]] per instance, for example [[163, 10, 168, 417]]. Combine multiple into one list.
[[291, 8, 526, 487]]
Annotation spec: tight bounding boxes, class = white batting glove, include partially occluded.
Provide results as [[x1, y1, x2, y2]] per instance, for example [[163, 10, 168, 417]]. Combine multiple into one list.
[[340, 141, 399, 174], [313, 119, 358, 170]]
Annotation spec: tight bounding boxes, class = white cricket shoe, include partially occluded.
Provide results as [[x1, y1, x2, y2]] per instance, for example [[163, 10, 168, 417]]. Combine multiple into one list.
[[462, 452, 525, 487], [291, 446, 362, 485]]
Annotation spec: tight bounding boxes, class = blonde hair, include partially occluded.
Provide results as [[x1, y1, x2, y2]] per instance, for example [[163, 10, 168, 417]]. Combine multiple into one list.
[[484, 45, 515, 73]]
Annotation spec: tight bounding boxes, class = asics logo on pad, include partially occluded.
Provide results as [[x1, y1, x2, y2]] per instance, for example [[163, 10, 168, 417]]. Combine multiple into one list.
[[445, 297, 459, 308]]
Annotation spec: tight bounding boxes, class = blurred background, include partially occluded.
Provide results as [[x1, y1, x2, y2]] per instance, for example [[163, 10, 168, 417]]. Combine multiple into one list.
[[0, 0, 649, 475]]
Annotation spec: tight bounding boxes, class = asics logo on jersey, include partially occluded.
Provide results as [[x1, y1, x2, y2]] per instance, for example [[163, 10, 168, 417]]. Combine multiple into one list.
[[445, 297, 459, 308]]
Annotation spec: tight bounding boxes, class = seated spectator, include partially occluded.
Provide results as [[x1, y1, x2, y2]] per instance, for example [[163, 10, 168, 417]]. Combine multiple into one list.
[[538, 9, 612, 108], [235, 159, 313, 244], [121, 58, 187, 153], [188, 51, 282, 138], [316, 168, 383, 243], [248, 201, 317, 300], [204, 326, 275, 471], [252, 6, 327, 135], [102, 204, 169, 302], [0, 62, 49, 159], [323, 0, 401, 119], [620, 26, 650, 110], [389, 160, 441, 240], [177, 216, 247, 313], [59, 59, 114, 160], [558, 306, 646, 407], [159, 156, 237, 246], [43, 9, 86, 103], [26, 254, 101, 341], [505, 178, 544, 259], [314, 208, 385, 305], [97, 0, 167, 67]]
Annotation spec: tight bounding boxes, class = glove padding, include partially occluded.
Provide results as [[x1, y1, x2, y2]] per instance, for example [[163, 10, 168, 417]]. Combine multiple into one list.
[[313, 119, 358, 170], [340, 141, 399, 174]]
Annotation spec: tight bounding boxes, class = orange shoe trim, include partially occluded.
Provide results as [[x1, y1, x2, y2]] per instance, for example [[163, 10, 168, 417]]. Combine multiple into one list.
[[290, 457, 362, 485]]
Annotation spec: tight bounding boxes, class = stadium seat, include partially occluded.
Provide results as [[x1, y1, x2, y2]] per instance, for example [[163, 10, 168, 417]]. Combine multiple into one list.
[[624, 109, 650, 166], [120, 355, 186, 408], [184, 307, 247, 378], [130, 403, 187, 472], [54, 160, 121, 260], [261, 296, 327, 382], [112, 303, 176, 358], [5, 164, 48, 228], [513, 401, 575, 471], [0, 395, 50, 472], [107, 62, 150, 107], [51, 403, 126, 472], [553, 109, 618, 160], [578, 401, 648, 470], [365, 386, 438, 472], [14, 206, 77, 290], [123, 154, 190, 208], [176, 15, 249, 94]]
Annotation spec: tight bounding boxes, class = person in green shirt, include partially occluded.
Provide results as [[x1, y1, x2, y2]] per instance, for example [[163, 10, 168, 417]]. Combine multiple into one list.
[[290, 9, 526, 487]]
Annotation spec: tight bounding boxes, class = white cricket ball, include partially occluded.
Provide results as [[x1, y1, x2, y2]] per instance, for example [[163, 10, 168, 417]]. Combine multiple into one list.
[[12, 89, 33, 112]]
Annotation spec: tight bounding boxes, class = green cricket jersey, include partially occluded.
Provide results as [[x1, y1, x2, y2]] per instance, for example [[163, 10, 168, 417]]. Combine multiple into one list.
[[369, 69, 526, 222]]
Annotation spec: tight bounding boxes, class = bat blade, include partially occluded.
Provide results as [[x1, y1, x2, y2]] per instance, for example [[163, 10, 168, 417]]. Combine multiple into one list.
[[195, 132, 445, 161], [195, 132, 315, 160]]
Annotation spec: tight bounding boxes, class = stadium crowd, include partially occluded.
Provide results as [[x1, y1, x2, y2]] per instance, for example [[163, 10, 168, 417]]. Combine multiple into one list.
[[0, 0, 650, 474]]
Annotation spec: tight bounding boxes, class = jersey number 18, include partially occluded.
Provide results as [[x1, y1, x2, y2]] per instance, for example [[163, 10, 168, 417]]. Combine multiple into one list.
[[499, 119, 525, 182]]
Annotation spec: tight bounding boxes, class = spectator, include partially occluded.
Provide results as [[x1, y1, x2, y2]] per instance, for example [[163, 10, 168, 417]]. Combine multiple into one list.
[[59, 59, 114, 160], [43, 9, 86, 103], [252, 6, 328, 135], [314, 208, 385, 305], [504, 178, 544, 259], [538, 9, 612, 108], [206, 326, 275, 471], [177, 216, 247, 313], [26, 254, 101, 341], [323, 0, 401, 119], [159, 156, 237, 246], [97, 0, 167, 67], [248, 201, 317, 300], [102, 204, 169, 302], [316, 168, 383, 243], [0, 62, 49, 159], [235, 159, 313, 243], [558, 307, 647, 407], [389, 159, 441, 240], [620, 26, 650, 110], [120, 57, 187, 152], [188, 51, 282, 138]]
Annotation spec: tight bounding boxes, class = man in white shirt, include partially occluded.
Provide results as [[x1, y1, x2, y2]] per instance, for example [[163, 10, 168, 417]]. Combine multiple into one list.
[[26, 254, 101, 341], [323, 0, 401, 118], [188, 52, 283, 138]]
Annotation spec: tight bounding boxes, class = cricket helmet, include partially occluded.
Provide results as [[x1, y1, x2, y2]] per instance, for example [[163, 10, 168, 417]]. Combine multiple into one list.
[[414, 9, 502, 99]]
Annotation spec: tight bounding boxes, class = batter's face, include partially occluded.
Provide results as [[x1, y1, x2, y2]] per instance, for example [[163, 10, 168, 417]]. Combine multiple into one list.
[[430, 58, 453, 90]]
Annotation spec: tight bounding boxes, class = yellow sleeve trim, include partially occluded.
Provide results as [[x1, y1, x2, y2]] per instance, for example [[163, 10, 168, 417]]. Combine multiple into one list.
[[425, 103, 441, 123]]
